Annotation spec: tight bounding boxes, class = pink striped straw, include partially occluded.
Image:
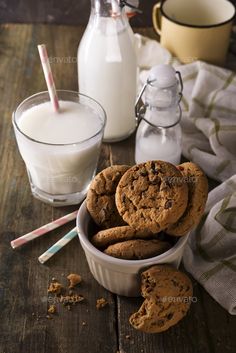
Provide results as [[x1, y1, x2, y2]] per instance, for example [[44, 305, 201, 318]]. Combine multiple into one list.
[[10, 210, 78, 249], [37, 44, 59, 112]]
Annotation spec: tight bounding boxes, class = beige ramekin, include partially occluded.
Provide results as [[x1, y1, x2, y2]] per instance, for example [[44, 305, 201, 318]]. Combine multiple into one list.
[[76, 200, 189, 297]]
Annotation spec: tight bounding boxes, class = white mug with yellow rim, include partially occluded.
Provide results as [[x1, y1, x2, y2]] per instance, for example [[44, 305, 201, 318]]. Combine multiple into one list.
[[152, 0, 235, 65]]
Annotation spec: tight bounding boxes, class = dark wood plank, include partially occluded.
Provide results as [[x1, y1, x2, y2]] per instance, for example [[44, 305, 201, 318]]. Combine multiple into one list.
[[198, 287, 236, 353], [0, 23, 117, 353]]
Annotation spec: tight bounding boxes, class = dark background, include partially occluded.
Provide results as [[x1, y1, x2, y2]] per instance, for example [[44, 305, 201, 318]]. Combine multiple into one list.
[[0, 0, 157, 26], [1, 0, 234, 27]]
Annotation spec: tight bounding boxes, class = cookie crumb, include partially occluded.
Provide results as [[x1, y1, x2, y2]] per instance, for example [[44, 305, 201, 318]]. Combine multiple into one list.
[[48, 305, 57, 314], [125, 334, 131, 339], [67, 273, 82, 288], [96, 298, 108, 309], [51, 277, 57, 282], [48, 281, 64, 295], [82, 321, 86, 326], [46, 315, 53, 320]]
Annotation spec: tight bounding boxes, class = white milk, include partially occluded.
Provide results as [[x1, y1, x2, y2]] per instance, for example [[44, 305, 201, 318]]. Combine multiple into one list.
[[15, 101, 103, 196], [78, 16, 137, 142], [135, 132, 181, 165]]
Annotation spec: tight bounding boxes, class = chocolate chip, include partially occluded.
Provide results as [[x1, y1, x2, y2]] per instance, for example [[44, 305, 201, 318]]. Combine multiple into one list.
[[140, 169, 148, 177], [164, 200, 172, 209], [150, 175, 161, 185], [149, 162, 157, 173], [145, 287, 153, 293], [167, 313, 174, 320], [171, 279, 178, 287], [151, 161, 155, 171], [121, 194, 126, 203]]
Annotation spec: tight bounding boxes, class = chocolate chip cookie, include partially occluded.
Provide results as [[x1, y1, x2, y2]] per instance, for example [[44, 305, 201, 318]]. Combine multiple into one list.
[[115, 161, 188, 233], [129, 265, 193, 333], [91, 226, 153, 249], [104, 239, 171, 260], [87, 165, 130, 229], [166, 162, 208, 236]]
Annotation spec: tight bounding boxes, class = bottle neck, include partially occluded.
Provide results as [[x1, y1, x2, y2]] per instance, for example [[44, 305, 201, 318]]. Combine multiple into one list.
[[145, 82, 179, 110], [142, 82, 181, 128], [91, 0, 123, 16]]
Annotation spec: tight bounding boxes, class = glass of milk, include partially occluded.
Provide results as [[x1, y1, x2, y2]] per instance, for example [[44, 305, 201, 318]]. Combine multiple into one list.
[[12, 90, 106, 206]]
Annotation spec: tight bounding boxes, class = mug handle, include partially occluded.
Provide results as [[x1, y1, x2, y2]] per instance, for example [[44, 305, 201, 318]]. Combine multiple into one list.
[[152, 2, 162, 36]]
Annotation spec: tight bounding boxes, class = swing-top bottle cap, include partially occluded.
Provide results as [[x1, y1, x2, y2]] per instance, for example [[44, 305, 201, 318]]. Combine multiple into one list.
[[148, 65, 177, 88], [120, 0, 140, 16]]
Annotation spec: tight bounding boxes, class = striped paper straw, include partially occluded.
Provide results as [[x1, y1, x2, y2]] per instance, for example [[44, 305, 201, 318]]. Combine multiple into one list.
[[38, 227, 77, 264], [38, 44, 59, 112], [10, 210, 78, 249]]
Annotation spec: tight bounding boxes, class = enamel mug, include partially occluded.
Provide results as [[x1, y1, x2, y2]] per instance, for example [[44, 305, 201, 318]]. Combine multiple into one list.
[[152, 0, 235, 65]]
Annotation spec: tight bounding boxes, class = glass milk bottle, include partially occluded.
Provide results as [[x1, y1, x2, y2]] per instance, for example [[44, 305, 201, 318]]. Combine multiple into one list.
[[135, 65, 183, 165], [78, 0, 137, 142]]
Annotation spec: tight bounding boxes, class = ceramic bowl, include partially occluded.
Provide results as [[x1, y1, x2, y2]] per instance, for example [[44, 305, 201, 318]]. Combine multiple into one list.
[[76, 200, 189, 297]]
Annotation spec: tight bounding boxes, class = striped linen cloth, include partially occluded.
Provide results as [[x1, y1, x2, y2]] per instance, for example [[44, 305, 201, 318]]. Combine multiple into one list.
[[135, 34, 236, 314]]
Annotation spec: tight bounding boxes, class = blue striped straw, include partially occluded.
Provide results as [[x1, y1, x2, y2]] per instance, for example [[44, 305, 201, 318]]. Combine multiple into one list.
[[38, 227, 77, 264]]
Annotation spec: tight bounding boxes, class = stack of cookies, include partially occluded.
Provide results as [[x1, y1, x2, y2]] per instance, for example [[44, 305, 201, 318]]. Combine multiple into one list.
[[86, 160, 208, 333], [86, 160, 208, 260]]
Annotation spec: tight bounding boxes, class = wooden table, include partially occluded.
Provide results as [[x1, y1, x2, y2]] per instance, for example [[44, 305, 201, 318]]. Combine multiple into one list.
[[0, 24, 235, 353]]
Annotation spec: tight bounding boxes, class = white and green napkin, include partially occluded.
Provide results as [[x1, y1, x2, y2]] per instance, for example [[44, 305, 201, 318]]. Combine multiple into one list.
[[135, 34, 236, 314]]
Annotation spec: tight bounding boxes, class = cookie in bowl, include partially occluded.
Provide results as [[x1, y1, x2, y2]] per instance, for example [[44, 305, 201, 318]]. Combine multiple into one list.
[[91, 225, 153, 249], [104, 239, 172, 260], [115, 160, 188, 233], [86, 165, 130, 229], [166, 162, 208, 236]]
